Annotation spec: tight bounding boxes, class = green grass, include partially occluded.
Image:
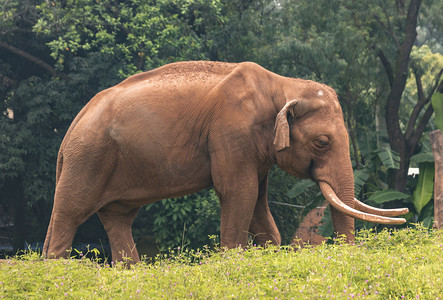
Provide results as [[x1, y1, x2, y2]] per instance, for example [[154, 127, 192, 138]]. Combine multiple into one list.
[[1, 225, 442, 299]]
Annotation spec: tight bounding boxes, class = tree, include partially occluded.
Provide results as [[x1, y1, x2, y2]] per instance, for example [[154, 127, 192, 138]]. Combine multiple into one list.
[[0, 0, 53, 250], [276, 0, 442, 186], [33, 0, 227, 75], [365, 0, 443, 192]]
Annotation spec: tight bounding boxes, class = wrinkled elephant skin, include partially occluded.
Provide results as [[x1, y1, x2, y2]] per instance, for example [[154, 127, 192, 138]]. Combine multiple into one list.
[[43, 61, 407, 263]]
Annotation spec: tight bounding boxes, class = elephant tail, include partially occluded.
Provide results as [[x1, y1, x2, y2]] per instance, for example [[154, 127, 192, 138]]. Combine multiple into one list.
[[45, 140, 65, 255], [44, 151, 62, 256], [44, 142, 63, 256], [55, 150, 63, 185], [42, 213, 53, 256]]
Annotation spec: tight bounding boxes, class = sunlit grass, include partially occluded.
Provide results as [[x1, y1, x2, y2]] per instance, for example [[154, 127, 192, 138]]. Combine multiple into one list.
[[1, 225, 442, 299]]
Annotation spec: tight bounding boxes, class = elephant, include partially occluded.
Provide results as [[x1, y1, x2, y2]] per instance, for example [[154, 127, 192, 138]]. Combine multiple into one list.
[[43, 61, 408, 263]]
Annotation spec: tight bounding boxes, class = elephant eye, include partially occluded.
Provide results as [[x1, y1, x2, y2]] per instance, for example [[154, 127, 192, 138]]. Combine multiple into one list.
[[314, 136, 329, 149]]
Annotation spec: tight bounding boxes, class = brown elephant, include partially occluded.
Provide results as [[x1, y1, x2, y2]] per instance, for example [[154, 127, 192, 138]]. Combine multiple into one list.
[[43, 61, 408, 263]]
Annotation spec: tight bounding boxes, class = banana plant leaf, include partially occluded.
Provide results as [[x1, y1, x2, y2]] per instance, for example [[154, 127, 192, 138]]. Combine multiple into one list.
[[410, 152, 434, 164], [432, 92, 443, 131], [354, 168, 370, 196], [318, 206, 333, 237], [412, 162, 435, 214], [378, 146, 400, 170], [287, 179, 316, 198], [369, 189, 410, 204]]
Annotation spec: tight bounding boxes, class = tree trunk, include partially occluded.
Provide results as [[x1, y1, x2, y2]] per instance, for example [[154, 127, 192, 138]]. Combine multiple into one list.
[[5, 179, 27, 252], [388, 145, 410, 192], [430, 130, 443, 229], [384, 0, 421, 192]]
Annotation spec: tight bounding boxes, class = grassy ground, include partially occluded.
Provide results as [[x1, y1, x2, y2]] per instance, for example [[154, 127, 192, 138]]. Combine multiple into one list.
[[1, 225, 442, 299]]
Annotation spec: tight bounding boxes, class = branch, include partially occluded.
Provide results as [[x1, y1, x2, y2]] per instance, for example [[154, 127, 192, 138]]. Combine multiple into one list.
[[427, 68, 443, 100], [0, 41, 70, 81], [343, 85, 360, 169], [409, 103, 433, 152], [395, 0, 406, 14], [378, 50, 394, 87], [384, 0, 421, 154], [408, 69, 443, 150], [405, 70, 427, 140], [373, 11, 400, 49], [434, 70, 443, 94]]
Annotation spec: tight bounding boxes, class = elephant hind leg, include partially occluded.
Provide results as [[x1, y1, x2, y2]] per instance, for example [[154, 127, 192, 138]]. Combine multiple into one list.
[[97, 202, 140, 264], [249, 205, 281, 246], [43, 178, 103, 259], [43, 211, 82, 259]]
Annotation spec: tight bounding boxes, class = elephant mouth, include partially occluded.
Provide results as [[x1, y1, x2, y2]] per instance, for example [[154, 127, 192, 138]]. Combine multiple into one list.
[[318, 182, 409, 225]]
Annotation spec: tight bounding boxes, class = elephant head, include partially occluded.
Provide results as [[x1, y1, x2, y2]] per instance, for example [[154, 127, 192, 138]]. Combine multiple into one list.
[[272, 90, 408, 241]]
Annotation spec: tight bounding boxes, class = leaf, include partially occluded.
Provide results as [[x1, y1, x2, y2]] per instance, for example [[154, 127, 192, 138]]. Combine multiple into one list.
[[318, 206, 333, 237], [357, 128, 378, 165], [354, 168, 370, 196], [377, 147, 400, 169], [412, 162, 435, 214], [418, 200, 434, 227], [432, 92, 443, 131], [286, 179, 316, 198], [410, 152, 434, 164], [369, 189, 410, 204]]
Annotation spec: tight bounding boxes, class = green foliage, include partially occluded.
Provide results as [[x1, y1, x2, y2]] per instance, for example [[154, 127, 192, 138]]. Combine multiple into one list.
[[418, 200, 435, 228], [369, 190, 411, 204], [276, 0, 441, 232], [377, 147, 401, 170], [1, 227, 442, 298], [268, 167, 308, 245], [146, 189, 220, 251], [410, 152, 435, 164], [407, 45, 443, 104], [317, 206, 333, 237], [145, 166, 304, 250], [34, 0, 226, 73], [354, 168, 370, 196], [412, 162, 435, 214], [286, 179, 316, 199], [0, 119, 27, 180], [432, 92, 443, 131]]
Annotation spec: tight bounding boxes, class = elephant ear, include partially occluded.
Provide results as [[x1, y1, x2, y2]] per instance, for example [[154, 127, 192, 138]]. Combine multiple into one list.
[[273, 98, 325, 151], [273, 100, 293, 151]]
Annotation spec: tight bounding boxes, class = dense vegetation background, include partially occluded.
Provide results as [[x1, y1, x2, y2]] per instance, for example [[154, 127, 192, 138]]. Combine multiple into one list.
[[0, 0, 442, 252]]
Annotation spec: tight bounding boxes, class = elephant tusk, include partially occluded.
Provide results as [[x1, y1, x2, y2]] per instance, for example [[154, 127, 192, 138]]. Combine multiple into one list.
[[354, 198, 409, 217], [318, 182, 406, 225]]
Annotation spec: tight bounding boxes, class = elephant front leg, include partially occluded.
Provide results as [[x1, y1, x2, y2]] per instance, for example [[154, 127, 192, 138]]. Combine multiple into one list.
[[213, 166, 260, 249], [248, 173, 281, 246], [330, 206, 355, 243]]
